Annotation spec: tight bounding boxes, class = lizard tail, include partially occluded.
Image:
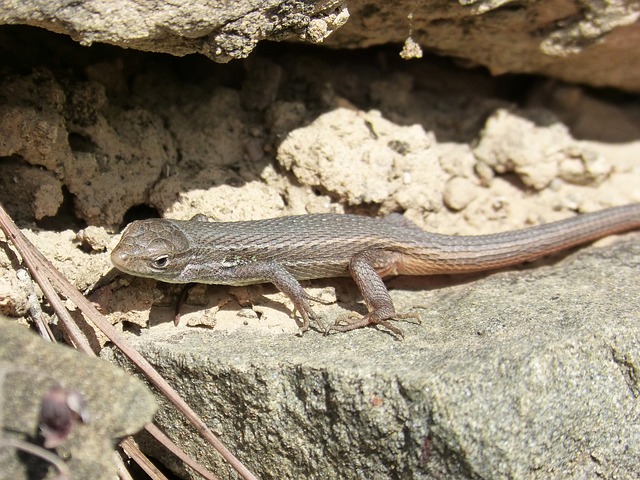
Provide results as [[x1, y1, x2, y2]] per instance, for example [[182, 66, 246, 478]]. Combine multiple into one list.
[[406, 203, 640, 274]]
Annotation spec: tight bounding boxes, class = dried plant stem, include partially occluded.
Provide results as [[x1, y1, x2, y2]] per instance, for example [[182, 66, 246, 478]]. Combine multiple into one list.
[[0, 205, 256, 480], [144, 423, 219, 480], [114, 452, 137, 480], [120, 437, 170, 480]]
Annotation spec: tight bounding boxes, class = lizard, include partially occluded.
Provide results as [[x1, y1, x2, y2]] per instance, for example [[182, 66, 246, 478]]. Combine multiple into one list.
[[110, 204, 640, 336]]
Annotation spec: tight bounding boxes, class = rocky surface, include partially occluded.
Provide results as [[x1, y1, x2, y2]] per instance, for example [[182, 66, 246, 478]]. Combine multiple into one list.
[[0, 20, 639, 480], [0, 0, 349, 62], [1, 1, 640, 90], [0, 320, 156, 480], [330, 0, 640, 91]]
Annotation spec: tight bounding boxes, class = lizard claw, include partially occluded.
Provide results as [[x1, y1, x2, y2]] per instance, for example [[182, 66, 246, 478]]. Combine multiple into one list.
[[292, 303, 333, 335]]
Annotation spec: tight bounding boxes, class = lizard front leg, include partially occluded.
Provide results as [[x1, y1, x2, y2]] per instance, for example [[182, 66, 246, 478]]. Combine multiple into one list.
[[331, 250, 416, 337], [231, 262, 318, 333]]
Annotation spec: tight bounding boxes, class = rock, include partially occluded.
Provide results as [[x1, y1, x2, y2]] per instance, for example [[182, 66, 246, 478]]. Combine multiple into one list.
[[330, 0, 640, 91], [1, 1, 639, 90], [0, 1, 350, 63], [0, 159, 63, 221], [277, 108, 446, 214], [0, 320, 156, 480], [0, 68, 175, 226], [473, 108, 611, 191], [443, 176, 479, 211]]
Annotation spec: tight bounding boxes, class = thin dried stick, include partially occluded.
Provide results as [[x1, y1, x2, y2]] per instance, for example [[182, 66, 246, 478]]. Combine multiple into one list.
[[120, 438, 170, 480], [115, 452, 136, 480], [144, 423, 219, 480], [4, 257, 213, 479], [3, 242, 93, 352], [0, 205, 257, 480], [16, 268, 55, 341]]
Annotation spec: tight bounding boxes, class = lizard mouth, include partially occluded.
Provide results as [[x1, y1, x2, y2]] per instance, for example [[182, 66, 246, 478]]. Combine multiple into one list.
[[110, 247, 148, 277], [110, 248, 131, 272]]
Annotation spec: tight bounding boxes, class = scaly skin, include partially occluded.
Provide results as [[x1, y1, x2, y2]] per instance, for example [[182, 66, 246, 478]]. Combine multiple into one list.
[[111, 204, 640, 336]]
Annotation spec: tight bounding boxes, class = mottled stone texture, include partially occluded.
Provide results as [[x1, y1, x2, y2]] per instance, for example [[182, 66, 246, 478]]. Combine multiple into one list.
[[2, 1, 640, 90]]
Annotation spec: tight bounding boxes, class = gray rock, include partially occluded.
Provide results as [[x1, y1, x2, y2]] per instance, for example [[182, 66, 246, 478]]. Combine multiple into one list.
[[1, 1, 639, 90], [0, 1, 349, 62], [330, 0, 640, 92], [0, 321, 156, 480], [106, 236, 640, 479]]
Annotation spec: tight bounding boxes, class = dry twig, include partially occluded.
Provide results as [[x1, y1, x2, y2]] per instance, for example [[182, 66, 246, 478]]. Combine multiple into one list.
[[0, 204, 255, 480]]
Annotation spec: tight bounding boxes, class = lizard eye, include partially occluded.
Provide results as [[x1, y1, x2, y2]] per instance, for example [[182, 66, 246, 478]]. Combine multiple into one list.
[[152, 255, 170, 269]]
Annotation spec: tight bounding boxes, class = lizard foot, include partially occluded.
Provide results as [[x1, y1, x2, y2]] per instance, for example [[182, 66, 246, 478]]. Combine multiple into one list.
[[294, 290, 333, 334], [292, 305, 329, 336], [330, 310, 421, 338], [330, 313, 405, 338]]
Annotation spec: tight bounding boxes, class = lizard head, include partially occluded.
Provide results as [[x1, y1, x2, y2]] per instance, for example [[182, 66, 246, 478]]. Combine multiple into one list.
[[111, 219, 192, 283]]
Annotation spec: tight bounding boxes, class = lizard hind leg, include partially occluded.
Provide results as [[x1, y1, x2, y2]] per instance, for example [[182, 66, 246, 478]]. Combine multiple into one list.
[[330, 249, 418, 338]]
